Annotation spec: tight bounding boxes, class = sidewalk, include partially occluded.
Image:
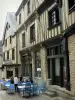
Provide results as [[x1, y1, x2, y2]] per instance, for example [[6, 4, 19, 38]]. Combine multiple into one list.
[[0, 90, 52, 100]]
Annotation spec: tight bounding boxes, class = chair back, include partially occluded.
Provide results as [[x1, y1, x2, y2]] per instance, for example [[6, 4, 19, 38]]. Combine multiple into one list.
[[9, 84, 15, 90]]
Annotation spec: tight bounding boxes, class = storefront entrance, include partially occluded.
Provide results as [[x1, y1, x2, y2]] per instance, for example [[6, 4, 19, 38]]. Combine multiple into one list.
[[47, 57, 64, 86], [47, 44, 66, 87]]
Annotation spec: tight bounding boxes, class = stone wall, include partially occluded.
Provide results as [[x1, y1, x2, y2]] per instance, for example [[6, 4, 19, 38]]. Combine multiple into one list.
[[68, 34, 75, 93]]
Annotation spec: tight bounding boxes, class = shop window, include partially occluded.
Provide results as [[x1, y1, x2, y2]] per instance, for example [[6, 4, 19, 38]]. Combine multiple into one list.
[[35, 51, 41, 77], [50, 47, 54, 55], [48, 7, 59, 27], [30, 24, 35, 42], [47, 45, 62, 56], [55, 46, 59, 55], [25, 65, 29, 76]]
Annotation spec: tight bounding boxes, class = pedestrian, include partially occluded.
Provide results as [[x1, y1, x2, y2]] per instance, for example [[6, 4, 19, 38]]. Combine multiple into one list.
[[20, 75, 23, 82], [14, 75, 19, 92], [10, 76, 14, 84]]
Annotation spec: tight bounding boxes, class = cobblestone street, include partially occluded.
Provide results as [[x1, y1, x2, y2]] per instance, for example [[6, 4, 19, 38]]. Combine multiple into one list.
[[0, 90, 51, 100]]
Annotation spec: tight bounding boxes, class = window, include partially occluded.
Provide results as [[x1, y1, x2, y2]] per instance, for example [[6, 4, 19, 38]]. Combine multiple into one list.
[[3, 53, 5, 61], [35, 51, 41, 77], [9, 25, 10, 28], [47, 45, 63, 56], [16, 16, 17, 21], [22, 33, 25, 47], [12, 49, 15, 60], [48, 7, 59, 27], [68, 0, 75, 10], [27, 0, 30, 14], [6, 23, 8, 30], [10, 36, 11, 44], [19, 13, 21, 24], [7, 51, 9, 60], [5, 39, 7, 47], [30, 24, 35, 42]]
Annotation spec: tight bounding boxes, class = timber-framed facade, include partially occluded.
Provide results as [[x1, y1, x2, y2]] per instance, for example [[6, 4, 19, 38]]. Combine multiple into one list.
[[15, 0, 71, 91]]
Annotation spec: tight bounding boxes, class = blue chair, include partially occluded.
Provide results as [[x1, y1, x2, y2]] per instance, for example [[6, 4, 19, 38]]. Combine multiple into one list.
[[32, 83, 38, 95], [17, 82, 23, 93], [6, 84, 15, 94], [0, 80, 5, 90], [38, 81, 45, 94], [23, 82, 31, 97]]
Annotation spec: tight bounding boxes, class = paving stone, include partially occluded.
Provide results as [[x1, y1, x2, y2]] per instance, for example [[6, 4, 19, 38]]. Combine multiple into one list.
[[0, 90, 52, 100]]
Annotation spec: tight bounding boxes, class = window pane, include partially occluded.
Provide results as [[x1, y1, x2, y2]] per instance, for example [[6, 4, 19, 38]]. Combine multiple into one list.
[[68, 0, 74, 9], [22, 33, 25, 47], [7, 51, 9, 59], [50, 48, 54, 55], [27, 0, 30, 14], [12, 49, 15, 60], [30, 24, 35, 42], [19, 13, 21, 24]]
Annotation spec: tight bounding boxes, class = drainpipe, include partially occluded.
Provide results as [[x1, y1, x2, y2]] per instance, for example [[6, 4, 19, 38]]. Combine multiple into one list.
[[65, 37, 70, 91]]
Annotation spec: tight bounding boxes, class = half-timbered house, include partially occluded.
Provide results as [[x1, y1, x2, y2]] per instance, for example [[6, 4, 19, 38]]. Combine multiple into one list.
[[2, 13, 20, 78], [16, 0, 70, 90]]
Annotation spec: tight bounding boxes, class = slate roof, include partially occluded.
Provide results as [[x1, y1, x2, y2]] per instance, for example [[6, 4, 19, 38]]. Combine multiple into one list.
[[0, 41, 3, 55], [2, 12, 17, 44]]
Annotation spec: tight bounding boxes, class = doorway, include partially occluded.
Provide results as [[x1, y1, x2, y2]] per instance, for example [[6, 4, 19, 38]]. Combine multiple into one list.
[[47, 57, 64, 86], [7, 70, 13, 78], [15, 68, 18, 77]]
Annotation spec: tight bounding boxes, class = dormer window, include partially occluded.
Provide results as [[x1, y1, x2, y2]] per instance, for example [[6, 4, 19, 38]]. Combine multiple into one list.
[[19, 13, 21, 24], [6, 23, 8, 30], [10, 36, 11, 44], [27, 0, 30, 15]]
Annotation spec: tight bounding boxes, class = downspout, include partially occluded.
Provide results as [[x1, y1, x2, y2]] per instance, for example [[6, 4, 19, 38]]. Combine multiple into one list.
[[65, 37, 70, 91]]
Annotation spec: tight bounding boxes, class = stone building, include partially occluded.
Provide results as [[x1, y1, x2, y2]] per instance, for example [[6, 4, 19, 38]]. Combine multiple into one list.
[[0, 41, 3, 79], [15, 0, 70, 90], [62, 0, 75, 92], [2, 12, 21, 79]]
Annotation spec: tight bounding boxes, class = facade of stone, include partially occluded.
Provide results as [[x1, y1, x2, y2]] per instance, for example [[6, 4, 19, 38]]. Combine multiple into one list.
[[62, 0, 75, 92], [0, 41, 3, 79]]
